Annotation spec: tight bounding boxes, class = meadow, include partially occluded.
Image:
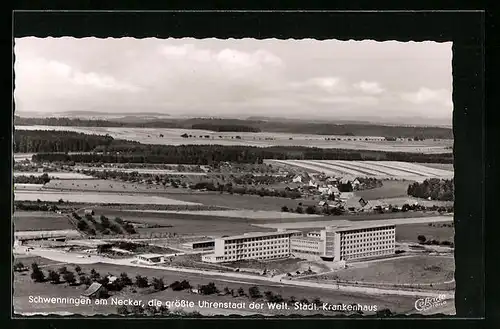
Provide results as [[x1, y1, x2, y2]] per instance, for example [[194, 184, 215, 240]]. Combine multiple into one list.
[[14, 190, 200, 206], [395, 223, 454, 243], [129, 209, 323, 220], [13, 211, 74, 231], [312, 255, 455, 286], [18, 125, 453, 153], [13, 172, 94, 179]]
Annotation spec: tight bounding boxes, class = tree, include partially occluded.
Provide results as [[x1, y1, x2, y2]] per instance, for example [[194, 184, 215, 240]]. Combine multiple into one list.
[[48, 270, 61, 284], [300, 298, 309, 305], [312, 298, 322, 306], [223, 287, 231, 295], [152, 277, 165, 291], [79, 274, 92, 286], [417, 235, 427, 244], [58, 266, 68, 274], [135, 275, 149, 288], [90, 268, 100, 280], [199, 282, 218, 295], [248, 286, 262, 299], [30, 263, 45, 282], [120, 272, 133, 286], [305, 205, 316, 214], [63, 271, 76, 285], [295, 206, 304, 214], [237, 287, 245, 296], [280, 206, 289, 212]]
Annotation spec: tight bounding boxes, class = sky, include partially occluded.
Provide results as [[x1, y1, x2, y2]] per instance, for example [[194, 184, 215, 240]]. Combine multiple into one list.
[[14, 37, 453, 124]]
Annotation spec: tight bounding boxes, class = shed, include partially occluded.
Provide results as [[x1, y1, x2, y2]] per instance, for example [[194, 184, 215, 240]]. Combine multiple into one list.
[[80, 282, 106, 299]]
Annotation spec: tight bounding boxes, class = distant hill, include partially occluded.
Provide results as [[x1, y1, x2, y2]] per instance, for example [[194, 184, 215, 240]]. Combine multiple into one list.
[[14, 115, 453, 139]]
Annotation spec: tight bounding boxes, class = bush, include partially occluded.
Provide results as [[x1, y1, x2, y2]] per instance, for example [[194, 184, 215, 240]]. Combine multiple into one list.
[[90, 269, 100, 280], [135, 275, 149, 288], [169, 280, 191, 291], [14, 262, 25, 272], [152, 277, 165, 291], [120, 272, 133, 286], [30, 263, 45, 282], [48, 270, 61, 284], [237, 287, 246, 296], [248, 286, 262, 299], [417, 235, 427, 244], [58, 266, 69, 274], [281, 206, 289, 212], [63, 271, 76, 285], [79, 275, 92, 286], [199, 282, 218, 295]]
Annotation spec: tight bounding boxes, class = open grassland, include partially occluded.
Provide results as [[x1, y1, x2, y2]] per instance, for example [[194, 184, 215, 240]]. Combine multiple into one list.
[[375, 197, 453, 208], [13, 258, 419, 316], [14, 190, 200, 206], [355, 180, 411, 200], [91, 209, 277, 236], [128, 209, 323, 220], [267, 160, 453, 181], [13, 172, 95, 179], [18, 125, 453, 153], [74, 166, 208, 176], [311, 256, 454, 286], [13, 211, 74, 231], [396, 223, 454, 243], [419, 163, 454, 171], [43, 179, 195, 194], [254, 215, 453, 230]]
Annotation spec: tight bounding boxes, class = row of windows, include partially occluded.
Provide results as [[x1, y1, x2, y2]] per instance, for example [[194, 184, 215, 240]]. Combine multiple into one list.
[[341, 236, 394, 244], [341, 245, 394, 253], [343, 250, 392, 259], [342, 232, 395, 240], [342, 241, 394, 248], [225, 235, 290, 244], [224, 240, 288, 248], [342, 227, 394, 235], [225, 248, 287, 255], [291, 249, 320, 255], [225, 243, 288, 250], [221, 254, 289, 261]]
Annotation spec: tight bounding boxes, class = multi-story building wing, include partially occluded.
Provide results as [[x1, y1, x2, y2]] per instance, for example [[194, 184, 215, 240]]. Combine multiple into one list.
[[324, 224, 396, 261], [202, 230, 301, 263]]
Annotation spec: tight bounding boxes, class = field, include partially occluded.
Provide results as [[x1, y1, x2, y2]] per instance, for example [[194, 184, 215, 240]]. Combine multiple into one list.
[[90, 209, 277, 236], [13, 257, 419, 316], [43, 179, 195, 194], [254, 215, 453, 230], [75, 167, 207, 176], [266, 160, 454, 181], [13, 211, 74, 231], [355, 180, 410, 200], [128, 210, 323, 220], [13, 172, 94, 179], [14, 190, 201, 206], [396, 223, 454, 243], [18, 125, 453, 153], [311, 255, 454, 286]]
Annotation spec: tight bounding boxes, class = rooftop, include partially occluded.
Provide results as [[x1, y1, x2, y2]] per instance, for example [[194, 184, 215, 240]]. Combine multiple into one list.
[[328, 222, 396, 233], [136, 253, 165, 259], [219, 230, 302, 241]]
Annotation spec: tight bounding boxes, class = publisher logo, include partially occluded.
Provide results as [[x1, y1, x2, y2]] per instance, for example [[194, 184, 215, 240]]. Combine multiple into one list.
[[414, 294, 447, 312]]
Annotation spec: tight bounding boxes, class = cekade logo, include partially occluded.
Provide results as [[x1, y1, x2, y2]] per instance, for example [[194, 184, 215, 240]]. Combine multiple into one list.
[[414, 294, 447, 312]]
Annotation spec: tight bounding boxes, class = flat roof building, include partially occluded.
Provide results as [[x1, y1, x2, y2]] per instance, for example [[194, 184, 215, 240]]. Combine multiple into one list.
[[290, 236, 323, 255], [202, 230, 301, 263], [135, 253, 165, 265]]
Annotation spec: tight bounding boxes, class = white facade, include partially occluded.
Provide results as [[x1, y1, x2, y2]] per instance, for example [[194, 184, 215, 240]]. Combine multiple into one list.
[[135, 254, 165, 264], [321, 224, 396, 261], [202, 230, 301, 263], [290, 236, 323, 255]]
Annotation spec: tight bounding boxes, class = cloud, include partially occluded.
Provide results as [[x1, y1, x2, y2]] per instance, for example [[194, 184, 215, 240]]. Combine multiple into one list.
[[400, 87, 452, 106], [353, 81, 385, 95], [16, 58, 141, 93]]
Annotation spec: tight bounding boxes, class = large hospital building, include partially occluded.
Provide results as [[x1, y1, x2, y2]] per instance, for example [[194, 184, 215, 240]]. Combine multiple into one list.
[[201, 223, 395, 263]]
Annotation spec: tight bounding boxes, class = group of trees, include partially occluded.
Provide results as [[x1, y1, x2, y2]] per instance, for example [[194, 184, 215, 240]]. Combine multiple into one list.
[[15, 201, 59, 212], [417, 235, 454, 247], [14, 130, 116, 153], [407, 178, 454, 201], [31, 145, 453, 165], [356, 177, 383, 190], [190, 123, 260, 132], [190, 181, 302, 199], [74, 213, 136, 236], [14, 173, 51, 184]]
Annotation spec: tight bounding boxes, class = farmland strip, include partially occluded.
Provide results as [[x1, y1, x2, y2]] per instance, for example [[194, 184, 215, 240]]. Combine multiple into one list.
[[363, 162, 429, 177], [379, 161, 453, 176], [270, 160, 344, 176], [322, 160, 394, 176], [300, 160, 375, 177]]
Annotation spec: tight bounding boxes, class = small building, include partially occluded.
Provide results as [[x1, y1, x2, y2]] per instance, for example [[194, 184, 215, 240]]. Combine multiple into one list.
[[135, 253, 166, 265], [80, 282, 107, 299], [84, 209, 94, 216], [182, 240, 215, 251], [292, 175, 303, 183]]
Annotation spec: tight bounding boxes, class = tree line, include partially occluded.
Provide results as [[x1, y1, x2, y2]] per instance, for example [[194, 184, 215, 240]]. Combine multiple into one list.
[[15, 115, 452, 139], [32, 146, 453, 165], [14, 173, 51, 184], [14, 130, 117, 153], [407, 178, 454, 201]]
